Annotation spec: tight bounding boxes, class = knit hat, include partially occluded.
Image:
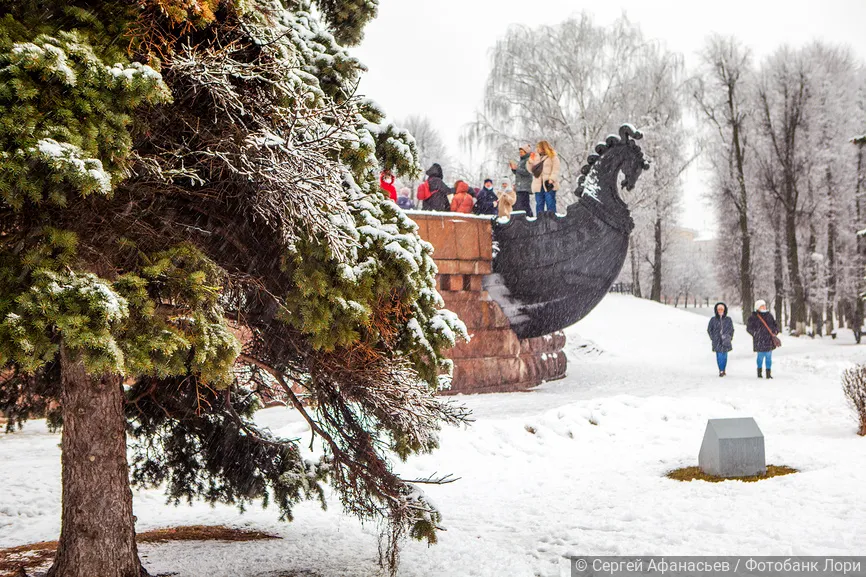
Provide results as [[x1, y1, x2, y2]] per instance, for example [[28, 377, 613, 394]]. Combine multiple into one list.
[[398, 187, 410, 197], [519, 143, 532, 154], [484, 178, 493, 185], [754, 299, 767, 311]]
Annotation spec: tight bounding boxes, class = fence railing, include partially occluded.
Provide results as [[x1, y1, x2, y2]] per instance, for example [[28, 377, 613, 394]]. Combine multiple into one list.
[[609, 282, 634, 294]]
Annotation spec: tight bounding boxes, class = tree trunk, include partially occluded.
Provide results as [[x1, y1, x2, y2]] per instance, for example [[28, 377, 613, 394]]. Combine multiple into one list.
[[629, 237, 642, 298], [650, 215, 663, 302], [758, 70, 807, 334], [785, 203, 806, 334], [773, 212, 785, 325], [826, 168, 837, 336], [807, 227, 821, 338], [48, 346, 143, 577], [733, 133, 753, 326], [856, 300, 864, 344], [855, 145, 865, 344]]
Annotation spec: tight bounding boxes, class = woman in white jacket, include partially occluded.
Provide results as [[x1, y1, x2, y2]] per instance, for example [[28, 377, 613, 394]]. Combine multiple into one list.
[[527, 140, 561, 214]]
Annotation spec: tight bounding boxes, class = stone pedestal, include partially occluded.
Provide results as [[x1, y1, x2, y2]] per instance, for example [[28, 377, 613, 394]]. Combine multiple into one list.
[[699, 417, 766, 477], [409, 212, 567, 394]]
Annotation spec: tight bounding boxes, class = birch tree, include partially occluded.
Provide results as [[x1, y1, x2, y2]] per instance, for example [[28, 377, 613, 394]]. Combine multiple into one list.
[[468, 13, 691, 298], [755, 46, 812, 333], [691, 35, 756, 323]]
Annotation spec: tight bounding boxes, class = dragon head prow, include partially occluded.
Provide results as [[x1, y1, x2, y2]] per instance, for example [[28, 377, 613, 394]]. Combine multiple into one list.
[[576, 123, 650, 200]]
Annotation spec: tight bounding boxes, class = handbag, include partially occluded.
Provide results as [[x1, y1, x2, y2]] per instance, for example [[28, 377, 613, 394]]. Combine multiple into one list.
[[530, 156, 545, 178], [757, 314, 782, 348]]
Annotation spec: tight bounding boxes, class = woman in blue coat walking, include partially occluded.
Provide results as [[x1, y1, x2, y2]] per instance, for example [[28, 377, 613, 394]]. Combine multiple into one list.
[[707, 302, 734, 377]]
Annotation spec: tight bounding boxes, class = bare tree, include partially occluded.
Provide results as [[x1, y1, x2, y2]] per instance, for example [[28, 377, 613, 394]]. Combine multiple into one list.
[[692, 35, 755, 323], [744, 43, 864, 336], [643, 125, 696, 302], [467, 13, 692, 298], [469, 15, 684, 198], [400, 115, 451, 179], [664, 230, 713, 307], [802, 45, 860, 336], [854, 134, 866, 341], [755, 46, 812, 334]]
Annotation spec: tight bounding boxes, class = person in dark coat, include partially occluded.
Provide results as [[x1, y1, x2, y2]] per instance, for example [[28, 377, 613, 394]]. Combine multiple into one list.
[[746, 299, 780, 379], [707, 302, 734, 377], [508, 144, 534, 217], [396, 187, 415, 210], [417, 163, 451, 212], [474, 178, 499, 216]]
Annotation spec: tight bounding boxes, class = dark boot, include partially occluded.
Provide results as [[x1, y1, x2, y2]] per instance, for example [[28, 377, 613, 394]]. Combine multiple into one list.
[[766, 369, 773, 379], [719, 371, 724, 377], [758, 367, 763, 379]]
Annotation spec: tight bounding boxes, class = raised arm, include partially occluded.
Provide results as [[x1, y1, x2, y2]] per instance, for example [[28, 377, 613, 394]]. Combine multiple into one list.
[[513, 161, 531, 179]]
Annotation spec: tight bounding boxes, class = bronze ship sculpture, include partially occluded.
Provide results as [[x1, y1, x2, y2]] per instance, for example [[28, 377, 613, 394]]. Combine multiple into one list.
[[486, 124, 650, 339]]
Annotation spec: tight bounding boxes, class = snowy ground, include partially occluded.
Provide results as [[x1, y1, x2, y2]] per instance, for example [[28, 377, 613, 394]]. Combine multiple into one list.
[[2, 294, 865, 576]]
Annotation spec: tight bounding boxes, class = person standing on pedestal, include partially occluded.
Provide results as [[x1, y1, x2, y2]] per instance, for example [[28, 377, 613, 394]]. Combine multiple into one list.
[[527, 140, 561, 215], [509, 144, 534, 217]]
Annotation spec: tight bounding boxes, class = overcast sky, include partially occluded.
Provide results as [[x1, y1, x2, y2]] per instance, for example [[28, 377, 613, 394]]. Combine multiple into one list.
[[351, 0, 866, 233]]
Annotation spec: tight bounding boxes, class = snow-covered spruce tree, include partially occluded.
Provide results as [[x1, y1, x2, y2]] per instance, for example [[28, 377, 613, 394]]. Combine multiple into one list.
[[0, 2, 468, 576]]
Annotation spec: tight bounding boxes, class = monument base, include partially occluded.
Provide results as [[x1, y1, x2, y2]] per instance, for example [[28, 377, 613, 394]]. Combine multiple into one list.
[[408, 212, 568, 395], [699, 417, 766, 478], [443, 292, 567, 394]]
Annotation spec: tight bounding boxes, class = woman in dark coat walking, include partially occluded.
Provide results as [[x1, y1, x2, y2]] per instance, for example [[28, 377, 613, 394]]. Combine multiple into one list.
[[746, 299, 780, 379], [707, 302, 734, 377]]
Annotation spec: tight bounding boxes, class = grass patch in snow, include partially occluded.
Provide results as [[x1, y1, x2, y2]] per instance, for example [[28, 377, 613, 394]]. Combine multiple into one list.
[[0, 525, 278, 577], [666, 465, 798, 483], [137, 525, 278, 543]]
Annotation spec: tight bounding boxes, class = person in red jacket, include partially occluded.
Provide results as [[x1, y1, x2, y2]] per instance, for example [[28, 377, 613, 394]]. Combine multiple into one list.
[[450, 181, 475, 213], [379, 170, 397, 202]]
